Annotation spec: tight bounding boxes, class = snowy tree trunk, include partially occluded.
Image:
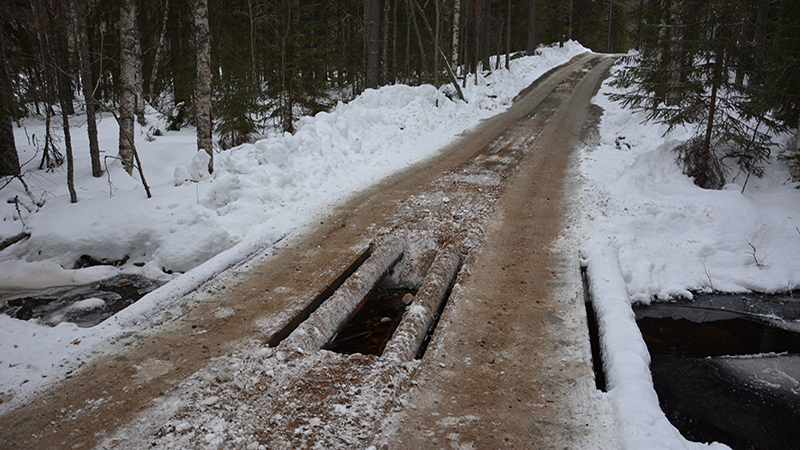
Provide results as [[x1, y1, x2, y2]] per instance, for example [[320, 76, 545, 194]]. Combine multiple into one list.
[[482, 0, 491, 71], [59, 96, 77, 203], [149, 0, 170, 103], [50, 0, 74, 116], [48, 0, 77, 201], [119, 0, 137, 174], [699, 0, 727, 189], [0, 116, 20, 177], [434, 0, 440, 86], [607, 0, 613, 53], [392, 0, 398, 83], [195, 0, 213, 173], [1, 8, 21, 177], [133, 15, 145, 126], [71, 0, 102, 177], [407, 0, 427, 82], [452, 0, 460, 69]]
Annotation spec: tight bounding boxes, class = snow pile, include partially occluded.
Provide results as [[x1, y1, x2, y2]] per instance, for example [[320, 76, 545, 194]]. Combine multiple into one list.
[[0, 42, 587, 409], [579, 59, 800, 449], [581, 63, 800, 302], [581, 243, 728, 450]]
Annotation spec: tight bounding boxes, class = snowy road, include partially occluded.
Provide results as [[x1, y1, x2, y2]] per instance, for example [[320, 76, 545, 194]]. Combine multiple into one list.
[[1, 53, 619, 449]]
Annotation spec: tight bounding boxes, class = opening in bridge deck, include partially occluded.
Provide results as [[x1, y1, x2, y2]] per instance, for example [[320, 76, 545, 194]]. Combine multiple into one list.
[[581, 266, 606, 392], [325, 287, 416, 356], [267, 247, 372, 347]]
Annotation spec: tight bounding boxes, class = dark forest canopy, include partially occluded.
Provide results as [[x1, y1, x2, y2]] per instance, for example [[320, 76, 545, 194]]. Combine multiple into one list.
[[612, 0, 800, 189], [0, 0, 634, 159]]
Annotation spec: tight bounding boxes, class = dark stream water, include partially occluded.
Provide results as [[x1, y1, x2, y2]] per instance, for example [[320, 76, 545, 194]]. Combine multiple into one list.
[[325, 287, 415, 356], [633, 294, 800, 450], [0, 275, 165, 328]]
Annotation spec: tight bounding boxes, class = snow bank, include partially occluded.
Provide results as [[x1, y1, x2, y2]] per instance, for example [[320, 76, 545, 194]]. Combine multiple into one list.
[[579, 56, 800, 450], [581, 242, 729, 450], [582, 62, 800, 302], [0, 42, 588, 409]]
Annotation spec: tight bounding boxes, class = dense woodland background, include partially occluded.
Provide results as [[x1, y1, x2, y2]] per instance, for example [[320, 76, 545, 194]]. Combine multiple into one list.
[[0, 0, 798, 194]]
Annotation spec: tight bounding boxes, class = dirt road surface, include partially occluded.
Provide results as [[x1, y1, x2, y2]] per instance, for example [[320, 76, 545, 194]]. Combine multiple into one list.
[[1, 53, 621, 450]]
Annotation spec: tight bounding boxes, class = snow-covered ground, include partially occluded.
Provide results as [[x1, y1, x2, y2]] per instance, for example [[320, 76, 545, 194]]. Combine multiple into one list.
[[0, 42, 589, 410], [2, 43, 799, 449], [578, 63, 800, 449]]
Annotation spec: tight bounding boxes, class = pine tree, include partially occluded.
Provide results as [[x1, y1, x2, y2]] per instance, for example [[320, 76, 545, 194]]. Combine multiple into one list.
[[611, 0, 778, 189], [213, 70, 261, 149], [0, 54, 20, 177], [265, 0, 331, 133], [0, 0, 25, 177], [753, 0, 800, 180]]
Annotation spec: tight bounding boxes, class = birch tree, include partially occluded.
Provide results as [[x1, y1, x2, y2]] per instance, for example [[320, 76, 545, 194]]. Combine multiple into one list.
[[119, 0, 142, 175], [194, 0, 213, 172], [452, 0, 460, 68]]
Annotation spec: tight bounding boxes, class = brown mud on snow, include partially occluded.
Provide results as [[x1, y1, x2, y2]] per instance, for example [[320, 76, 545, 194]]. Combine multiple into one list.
[[0, 53, 620, 450]]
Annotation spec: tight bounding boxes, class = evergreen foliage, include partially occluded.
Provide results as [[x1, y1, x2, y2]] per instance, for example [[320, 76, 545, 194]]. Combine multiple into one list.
[[0, 0, 638, 186], [213, 70, 263, 149], [263, 0, 331, 133], [610, 0, 793, 189]]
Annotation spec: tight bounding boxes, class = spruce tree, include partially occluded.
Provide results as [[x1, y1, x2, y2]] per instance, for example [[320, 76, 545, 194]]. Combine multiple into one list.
[[265, 0, 331, 133], [611, 0, 779, 189]]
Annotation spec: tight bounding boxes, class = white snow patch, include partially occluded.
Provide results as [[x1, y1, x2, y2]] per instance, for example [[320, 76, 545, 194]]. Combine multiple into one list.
[[0, 41, 589, 411]]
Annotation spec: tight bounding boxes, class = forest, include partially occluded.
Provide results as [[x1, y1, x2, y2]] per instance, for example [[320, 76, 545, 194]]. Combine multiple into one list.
[[0, 0, 798, 192], [0, 0, 633, 189]]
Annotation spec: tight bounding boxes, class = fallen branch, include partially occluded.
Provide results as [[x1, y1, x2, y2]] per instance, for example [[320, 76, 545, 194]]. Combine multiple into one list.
[[700, 259, 714, 292], [746, 238, 771, 268], [0, 232, 31, 252]]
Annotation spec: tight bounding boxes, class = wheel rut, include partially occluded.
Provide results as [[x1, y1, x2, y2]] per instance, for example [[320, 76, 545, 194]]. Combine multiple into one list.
[[0, 53, 618, 450]]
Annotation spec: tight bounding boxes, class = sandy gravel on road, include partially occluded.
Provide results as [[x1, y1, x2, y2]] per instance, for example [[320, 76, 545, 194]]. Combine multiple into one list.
[[1, 54, 621, 450]]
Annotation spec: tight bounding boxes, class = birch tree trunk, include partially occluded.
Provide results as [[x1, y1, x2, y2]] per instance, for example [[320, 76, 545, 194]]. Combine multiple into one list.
[[134, 14, 145, 125], [195, 0, 213, 172], [434, 0, 440, 86], [452, 0, 460, 69], [119, 0, 137, 174], [149, 0, 170, 102], [71, 0, 101, 177]]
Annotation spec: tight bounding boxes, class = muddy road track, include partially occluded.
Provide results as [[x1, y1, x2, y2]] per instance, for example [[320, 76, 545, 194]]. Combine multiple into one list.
[[1, 53, 618, 450]]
